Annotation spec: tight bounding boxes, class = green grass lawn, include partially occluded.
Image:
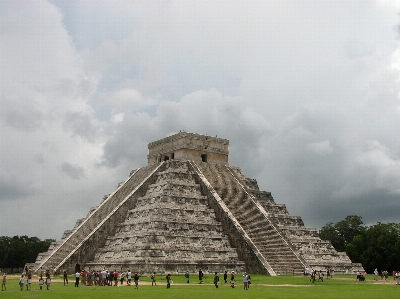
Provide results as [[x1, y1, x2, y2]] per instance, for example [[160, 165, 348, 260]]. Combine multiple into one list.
[[2, 274, 398, 299]]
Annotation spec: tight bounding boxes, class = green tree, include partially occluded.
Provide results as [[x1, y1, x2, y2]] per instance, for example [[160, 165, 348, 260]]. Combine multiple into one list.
[[319, 215, 365, 251], [0, 235, 54, 269], [319, 222, 344, 251], [346, 223, 400, 273]]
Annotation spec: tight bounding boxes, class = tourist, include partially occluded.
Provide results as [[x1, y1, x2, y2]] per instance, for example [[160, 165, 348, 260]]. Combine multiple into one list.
[[243, 272, 249, 290], [90, 270, 95, 286], [46, 273, 51, 290], [114, 270, 118, 286], [95, 270, 100, 286], [19, 274, 24, 291], [198, 269, 204, 283], [105, 270, 109, 285], [310, 270, 316, 283], [248, 275, 251, 288], [185, 271, 189, 283], [120, 271, 125, 285], [304, 267, 309, 276], [127, 270, 132, 286], [395, 271, 400, 285], [101, 269, 107, 285], [39, 276, 44, 290], [82, 270, 86, 285], [109, 270, 114, 286], [318, 270, 324, 282], [213, 272, 219, 288], [2, 274, 6, 291], [223, 270, 227, 283], [230, 271, 235, 288], [26, 267, 32, 290], [63, 270, 68, 285], [75, 270, 80, 287], [26, 273, 32, 290], [133, 273, 139, 289], [383, 270, 388, 281], [166, 273, 171, 288], [151, 272, 157, 286], [326, 268, 331, 279], [374, 268, 379, 281]]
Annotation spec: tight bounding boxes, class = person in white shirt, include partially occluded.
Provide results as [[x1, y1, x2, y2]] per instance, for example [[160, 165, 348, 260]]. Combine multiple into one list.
[[101, 269, 107, 286], [243, 272, 249, 290], [374, 268, 379, 281], [127, 270, 132, 286], [19, 275, 24, 291], [75, 271, 80, 287]]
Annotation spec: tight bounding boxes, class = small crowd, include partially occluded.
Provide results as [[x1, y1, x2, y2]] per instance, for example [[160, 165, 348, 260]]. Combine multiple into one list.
[[2, 266, 399, 292], [70, 269, 140, 288]]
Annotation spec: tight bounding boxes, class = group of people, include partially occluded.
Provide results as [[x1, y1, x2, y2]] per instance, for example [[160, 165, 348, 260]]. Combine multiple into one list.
[[356, 271, 366, 281], [71, 269, 140, 288], [374, 268, 400, 284], [304, 267, 332, 281], [16, 266, 51, 291], [309, 269, 325, 283], [197, 269, 250, 290]]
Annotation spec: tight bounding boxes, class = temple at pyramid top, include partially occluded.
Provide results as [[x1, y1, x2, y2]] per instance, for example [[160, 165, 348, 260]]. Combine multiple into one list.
[[147, 131, 229, 165]]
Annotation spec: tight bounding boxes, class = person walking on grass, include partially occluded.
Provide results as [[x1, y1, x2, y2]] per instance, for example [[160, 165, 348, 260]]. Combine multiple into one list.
[[39, 276, 44, 290], [75, 271, 80, 287], [2, 274, 6, 291], [243, 272, 249, 290], [214, 272, 219, 288], [120, 271, 125, 285], [19, 275, 24, 291], [185, 271, 190, 283], [46, 273, 51, 290], [151, 272, 157, 286], [114, 270, 118, 286], [166, 273, 171, 289], [134, 273, 139, 289], [127, 270, 132, 286], [63, 270, 68, 285], [230, 271, 235, 288], [26, 275, 32, 290], [199, 269, 204, 283]]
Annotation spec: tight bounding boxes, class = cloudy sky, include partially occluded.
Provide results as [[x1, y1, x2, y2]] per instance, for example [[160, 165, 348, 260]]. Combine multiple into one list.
[[1, 0, 400, 240]]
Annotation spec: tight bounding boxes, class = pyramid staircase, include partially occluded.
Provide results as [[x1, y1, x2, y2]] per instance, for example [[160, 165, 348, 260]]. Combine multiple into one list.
[[192, 162, 306, 275], [85, 160, 245, 274], [225, 165, 362, 273], [33, 163, 163, 273]]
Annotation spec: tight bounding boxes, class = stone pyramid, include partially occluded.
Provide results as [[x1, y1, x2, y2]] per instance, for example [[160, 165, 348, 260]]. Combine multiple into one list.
[[34, 132, 363, 275]]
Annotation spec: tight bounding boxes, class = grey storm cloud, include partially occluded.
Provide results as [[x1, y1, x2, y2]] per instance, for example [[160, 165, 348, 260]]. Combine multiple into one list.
[[0, 173, 37, 201], [60, 162, 85, 180]]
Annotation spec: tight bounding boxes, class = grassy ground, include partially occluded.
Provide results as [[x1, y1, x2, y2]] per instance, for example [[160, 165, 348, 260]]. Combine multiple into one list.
[[1, 274, 398, 299]]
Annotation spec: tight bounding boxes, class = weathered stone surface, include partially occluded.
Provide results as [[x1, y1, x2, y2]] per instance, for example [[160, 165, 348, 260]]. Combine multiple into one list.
[[34, 132, 363, 275]]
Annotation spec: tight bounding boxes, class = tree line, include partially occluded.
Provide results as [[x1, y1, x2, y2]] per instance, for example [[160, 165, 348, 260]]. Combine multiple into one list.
[[0, 235, 55, 270], [319, 215, 400, 273]]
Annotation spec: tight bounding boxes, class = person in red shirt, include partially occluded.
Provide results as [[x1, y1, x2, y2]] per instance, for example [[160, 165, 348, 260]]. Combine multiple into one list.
[[113, 270, 118, 286]]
